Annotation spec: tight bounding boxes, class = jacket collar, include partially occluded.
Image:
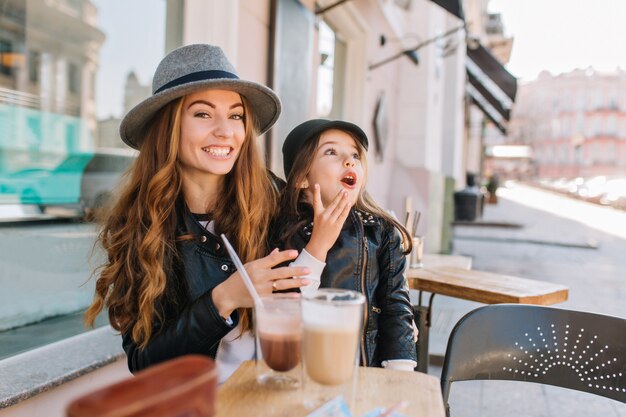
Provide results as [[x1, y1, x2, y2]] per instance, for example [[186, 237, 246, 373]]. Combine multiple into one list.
[[300, 207, 379, 237], [176, 197, 226, 252]]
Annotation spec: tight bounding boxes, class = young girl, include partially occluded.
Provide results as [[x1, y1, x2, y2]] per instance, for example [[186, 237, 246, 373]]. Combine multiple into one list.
[[277, 119, 417, 371]]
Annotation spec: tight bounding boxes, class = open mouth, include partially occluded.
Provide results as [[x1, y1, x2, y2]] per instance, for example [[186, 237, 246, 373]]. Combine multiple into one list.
[[341, 174, 356, 186], [201, 146, 232, 157]]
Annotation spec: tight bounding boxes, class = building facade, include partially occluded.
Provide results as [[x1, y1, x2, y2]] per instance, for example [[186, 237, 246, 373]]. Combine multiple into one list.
[[462, 0, 516, 185], [0, 0, 518, 359], [509, 68, 626, 180]]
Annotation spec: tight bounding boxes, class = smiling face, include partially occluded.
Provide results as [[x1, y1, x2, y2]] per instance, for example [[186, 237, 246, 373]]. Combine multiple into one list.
[[179, 89, 246, 185], [304, 129, 365, 206]]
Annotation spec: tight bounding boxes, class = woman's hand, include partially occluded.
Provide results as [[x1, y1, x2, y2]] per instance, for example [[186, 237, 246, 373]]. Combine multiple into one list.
[[305, 184, 351, 262], [212, 249, 311, 318]]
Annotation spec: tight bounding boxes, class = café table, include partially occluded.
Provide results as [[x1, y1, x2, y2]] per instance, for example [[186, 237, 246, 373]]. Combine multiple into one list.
[[215, 361, 446, 417], [407, 265, 569, 372]]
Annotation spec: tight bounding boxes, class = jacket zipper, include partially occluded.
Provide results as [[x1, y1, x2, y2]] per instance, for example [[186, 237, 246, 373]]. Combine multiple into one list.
[[360, 234, 368, 366]]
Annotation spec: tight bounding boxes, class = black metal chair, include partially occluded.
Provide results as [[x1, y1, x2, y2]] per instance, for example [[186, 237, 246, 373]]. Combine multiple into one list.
[[441, 304, 626, 416]]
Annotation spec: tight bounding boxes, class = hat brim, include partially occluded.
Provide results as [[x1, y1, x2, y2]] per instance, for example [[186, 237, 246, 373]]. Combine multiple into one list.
[[119, 78, 281, 149], [281, 119, 369, 177], [308, 121, 369, 150]]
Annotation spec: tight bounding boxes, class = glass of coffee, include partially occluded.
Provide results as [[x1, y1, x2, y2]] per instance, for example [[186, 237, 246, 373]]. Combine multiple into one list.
[[254, 293, 303, 389], [301, 288, 365, 409]]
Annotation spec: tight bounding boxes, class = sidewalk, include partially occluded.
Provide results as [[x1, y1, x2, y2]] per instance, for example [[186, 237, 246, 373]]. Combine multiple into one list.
[[425, 182, 626, 417]]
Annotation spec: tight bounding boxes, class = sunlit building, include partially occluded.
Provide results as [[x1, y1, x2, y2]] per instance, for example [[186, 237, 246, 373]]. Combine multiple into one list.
[[462, 3, 517, 184], [509, 68, 626, 179]]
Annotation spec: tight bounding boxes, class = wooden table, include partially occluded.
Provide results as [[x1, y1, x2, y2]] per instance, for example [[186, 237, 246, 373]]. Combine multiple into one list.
[[406, 265, 569, 372], [407, 266, 568, 305], [215, 361, 446, 417]]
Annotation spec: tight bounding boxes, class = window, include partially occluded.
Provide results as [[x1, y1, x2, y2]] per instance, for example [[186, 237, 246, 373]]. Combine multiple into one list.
[[68, 61, 80, 94], [316, 20, 345, 119], [607, 114, 617, 136], [0, 0, 167, 360], [28, 50, 40, 84], [0, 39, 13, 76]]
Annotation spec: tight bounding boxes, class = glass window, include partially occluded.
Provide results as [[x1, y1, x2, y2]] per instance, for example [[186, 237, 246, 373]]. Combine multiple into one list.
[[607, 114, 617, 136], [28, 50, 40, 84], [68, 61, 79, 94], [317, 21, 335, 117], [0, 39, 16, 76], [0, 0, 168, 360], [316, 20, 345, 119]]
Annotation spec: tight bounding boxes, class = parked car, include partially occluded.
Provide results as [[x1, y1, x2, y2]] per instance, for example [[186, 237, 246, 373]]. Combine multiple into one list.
[[0, 153, 92, 208], [80, 148, 137, 214]]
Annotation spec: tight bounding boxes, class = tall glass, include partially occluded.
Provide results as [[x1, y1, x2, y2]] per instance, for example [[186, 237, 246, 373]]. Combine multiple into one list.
[[409, 235, 424, 268], [254, 293, 303, 390], [301, 289, 365, 409]]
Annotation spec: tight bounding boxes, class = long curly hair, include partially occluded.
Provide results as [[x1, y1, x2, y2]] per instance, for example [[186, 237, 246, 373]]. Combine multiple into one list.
[[85, 94, 276, 348], [277, 130, 412, 254]]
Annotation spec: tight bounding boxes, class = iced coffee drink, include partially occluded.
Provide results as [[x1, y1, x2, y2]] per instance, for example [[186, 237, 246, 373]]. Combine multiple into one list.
[[254, 294, 303, 389], [302, 289, 365, 407]]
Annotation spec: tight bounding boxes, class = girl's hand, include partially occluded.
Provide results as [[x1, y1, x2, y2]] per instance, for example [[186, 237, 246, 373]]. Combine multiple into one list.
[[305, 184, 351, 262], [212, 249, 311, 318]]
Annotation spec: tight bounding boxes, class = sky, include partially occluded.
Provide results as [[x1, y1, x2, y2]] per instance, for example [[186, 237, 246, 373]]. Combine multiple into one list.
[[488, 0, 626, 82], [92, 0, 165, 120]]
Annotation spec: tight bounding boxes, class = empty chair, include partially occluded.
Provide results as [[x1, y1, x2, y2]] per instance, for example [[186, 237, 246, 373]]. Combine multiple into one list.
[[441, 304, 626, 416], [66, 355, 217, 417]]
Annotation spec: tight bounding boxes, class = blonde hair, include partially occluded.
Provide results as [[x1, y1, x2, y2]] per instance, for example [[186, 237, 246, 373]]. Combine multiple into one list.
[[278, 130, 412, 253], [85, 94, 276, 348]]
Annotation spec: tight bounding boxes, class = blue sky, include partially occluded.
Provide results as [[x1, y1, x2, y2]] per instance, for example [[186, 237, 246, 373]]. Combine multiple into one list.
[[489, 0, 626, 81]]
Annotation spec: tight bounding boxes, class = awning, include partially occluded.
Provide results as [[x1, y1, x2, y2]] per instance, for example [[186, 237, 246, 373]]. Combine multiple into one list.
[[466, 43, 517, 133], [467, 84, 507, 134], [429, 0, 464, 20]]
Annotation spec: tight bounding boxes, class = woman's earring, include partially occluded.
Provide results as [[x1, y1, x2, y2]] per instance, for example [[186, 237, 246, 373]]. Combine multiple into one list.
[[299, 180, 309, 189]]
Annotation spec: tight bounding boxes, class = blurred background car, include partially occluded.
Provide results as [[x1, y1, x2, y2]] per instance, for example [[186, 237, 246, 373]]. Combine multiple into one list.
[[79, 147, 137, 217]]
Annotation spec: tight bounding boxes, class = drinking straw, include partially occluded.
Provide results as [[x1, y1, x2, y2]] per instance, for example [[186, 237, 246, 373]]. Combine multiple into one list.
[[412, 211, 421, 237], [404, 211, 411, 231], [220, 234, 264, 308]]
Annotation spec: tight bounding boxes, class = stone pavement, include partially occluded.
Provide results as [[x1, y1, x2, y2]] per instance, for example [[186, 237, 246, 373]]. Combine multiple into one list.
[[422, 182, 626, 416]]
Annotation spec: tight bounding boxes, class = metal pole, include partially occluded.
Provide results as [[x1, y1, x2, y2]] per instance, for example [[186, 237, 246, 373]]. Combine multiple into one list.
[[369, 23, 467, 71]]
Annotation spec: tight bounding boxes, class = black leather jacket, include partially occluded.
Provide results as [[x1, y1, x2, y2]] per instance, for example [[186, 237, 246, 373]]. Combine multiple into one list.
[[291, 208, 416, 367], [122, 207, 240, 373]]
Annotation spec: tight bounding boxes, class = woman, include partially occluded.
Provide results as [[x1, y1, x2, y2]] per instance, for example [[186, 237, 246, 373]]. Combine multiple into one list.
[[85, 44, 310, 377]]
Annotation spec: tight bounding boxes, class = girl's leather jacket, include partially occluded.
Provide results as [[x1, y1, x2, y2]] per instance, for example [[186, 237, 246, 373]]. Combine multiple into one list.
[[122, 206, 239, 373], [292, 208, 417, 367]]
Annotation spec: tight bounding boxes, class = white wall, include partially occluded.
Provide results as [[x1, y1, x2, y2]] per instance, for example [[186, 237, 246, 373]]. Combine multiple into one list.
[[182, 0, 239, 63]]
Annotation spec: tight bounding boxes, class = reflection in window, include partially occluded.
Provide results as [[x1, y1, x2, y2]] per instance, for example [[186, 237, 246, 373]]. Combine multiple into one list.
[[0, 39, 14, 76], [28, 50, 40, 84], [68, 61, 80, 94], [0, 0, 167, 360]]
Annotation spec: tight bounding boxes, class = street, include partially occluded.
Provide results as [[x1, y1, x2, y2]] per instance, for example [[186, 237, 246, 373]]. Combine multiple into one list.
[[429, 182, 626, 416]]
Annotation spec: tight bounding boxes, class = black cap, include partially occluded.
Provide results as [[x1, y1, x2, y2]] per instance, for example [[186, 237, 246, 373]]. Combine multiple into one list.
[[282, 119, 369, 177]]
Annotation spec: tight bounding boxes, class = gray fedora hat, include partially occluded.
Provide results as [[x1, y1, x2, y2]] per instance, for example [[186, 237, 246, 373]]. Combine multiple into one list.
[[119, 44, 281, 149]]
